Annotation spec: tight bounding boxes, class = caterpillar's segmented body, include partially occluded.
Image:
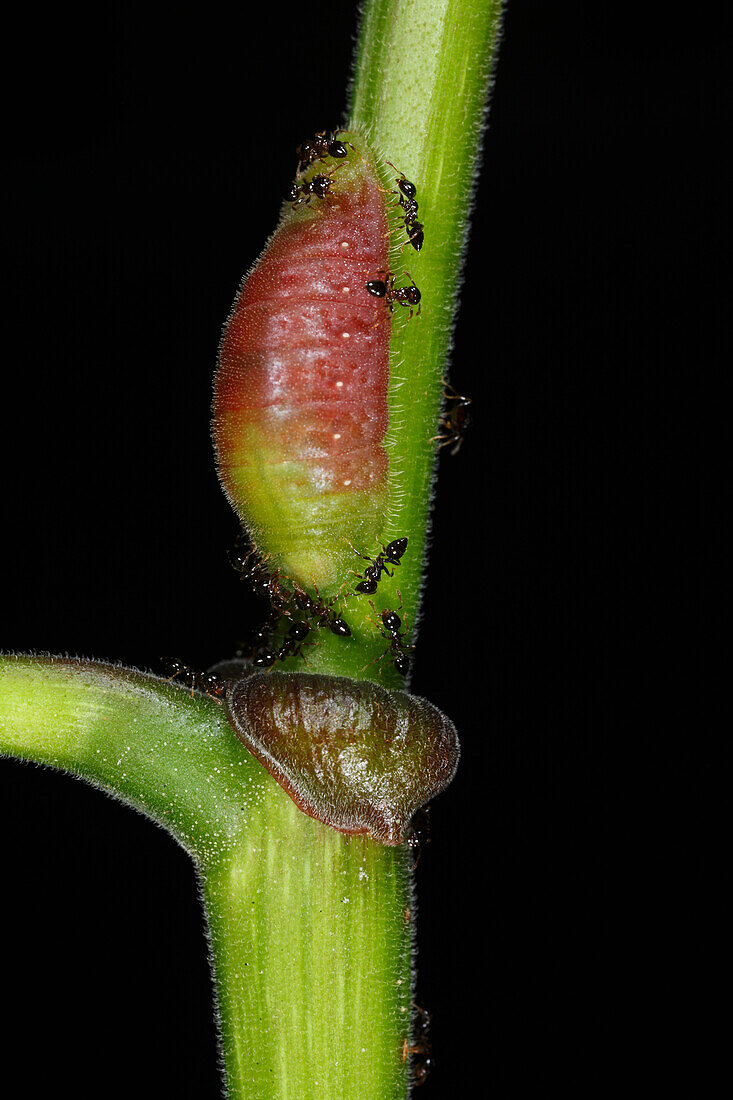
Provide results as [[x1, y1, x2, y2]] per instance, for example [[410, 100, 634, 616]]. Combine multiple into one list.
[[213, 133, 391, 591]]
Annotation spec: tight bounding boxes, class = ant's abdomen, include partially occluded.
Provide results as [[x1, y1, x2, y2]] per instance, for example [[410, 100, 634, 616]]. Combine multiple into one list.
[[214, 133, 390, 591]]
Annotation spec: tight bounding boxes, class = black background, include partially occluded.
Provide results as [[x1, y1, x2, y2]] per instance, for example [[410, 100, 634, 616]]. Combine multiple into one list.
[[1, 2, 722, 1096]]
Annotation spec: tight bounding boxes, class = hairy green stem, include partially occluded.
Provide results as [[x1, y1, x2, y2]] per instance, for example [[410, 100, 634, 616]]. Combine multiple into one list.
[[291, 0, 504, 685], [205, 819, 411, 1099], [1, 2, 504, 1097], [0, 656, 412, 1099], [351, 0, 504, 636]]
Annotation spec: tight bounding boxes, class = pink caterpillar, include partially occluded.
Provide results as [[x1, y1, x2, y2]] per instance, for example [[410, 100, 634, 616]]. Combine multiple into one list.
[[213, 132, 392, 592]]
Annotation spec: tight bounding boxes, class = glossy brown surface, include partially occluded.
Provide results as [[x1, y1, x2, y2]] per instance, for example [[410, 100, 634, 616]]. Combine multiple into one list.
[[226, 672, 460, 845]]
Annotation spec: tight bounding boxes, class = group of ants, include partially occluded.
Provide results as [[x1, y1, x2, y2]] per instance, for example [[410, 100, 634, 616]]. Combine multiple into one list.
[[289, 128, 425, 319], [166, 535, 435, 1081], [165, 128, 470, 697], [162, 135, 473, 1087], [164, 532, 414, 702], [288, 129, 472, 451]]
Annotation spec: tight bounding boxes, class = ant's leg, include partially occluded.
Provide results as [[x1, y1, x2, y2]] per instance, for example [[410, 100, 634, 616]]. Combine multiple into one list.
[[301, 637, 322, 664], [365, 600, 386, 631], [361, 646, 389, 673], [342, 536, 375, 564], [442, 382, 471, 406], [333, 578, 352, 601], [385, 161, 410, 186]]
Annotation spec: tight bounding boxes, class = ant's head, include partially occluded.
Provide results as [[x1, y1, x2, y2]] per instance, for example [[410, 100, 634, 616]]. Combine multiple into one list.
[[398, 177, 417, 200], [386, 162, 417, 200]]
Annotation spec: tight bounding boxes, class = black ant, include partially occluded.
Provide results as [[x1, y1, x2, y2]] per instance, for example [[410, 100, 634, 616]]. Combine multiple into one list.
[[346, 537, 408, 595], [229, 536, 269, 588], [365, 271, 421, 319], [162, 660, 229, 702], [286, 163, 347, 207], [386, 161, 418, 204], [436, 383, 472, 455], [406, 805, 431, 869], [206, 656, 253, 684], [162, 658, 198, 694], [229, 538, 291, 613], [228, 535, 351, 647], [235, 623, 276, 661], [367, 590, 412, 676], [385, 162, 424, 252], [292, 581, 352, 638], [253, 619, 311, 670], [228, 534, 255, 576], [403, 1003, 433, 1087], [403, 220, 425, 252], [296, 130, 349, 175], [197, 670, 230, 699]]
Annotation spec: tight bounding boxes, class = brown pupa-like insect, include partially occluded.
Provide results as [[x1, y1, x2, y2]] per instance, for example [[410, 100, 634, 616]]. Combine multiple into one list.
[[226, 672, 459, 845]]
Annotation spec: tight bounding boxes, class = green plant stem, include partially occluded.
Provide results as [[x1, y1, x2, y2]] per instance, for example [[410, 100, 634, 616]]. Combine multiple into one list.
[[295, 0, 504, 686], [1, 3, 505, 1097], [0, 656, 412, 1099], [352, 0, 504, 634], [205, 818, 411, 1099]]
